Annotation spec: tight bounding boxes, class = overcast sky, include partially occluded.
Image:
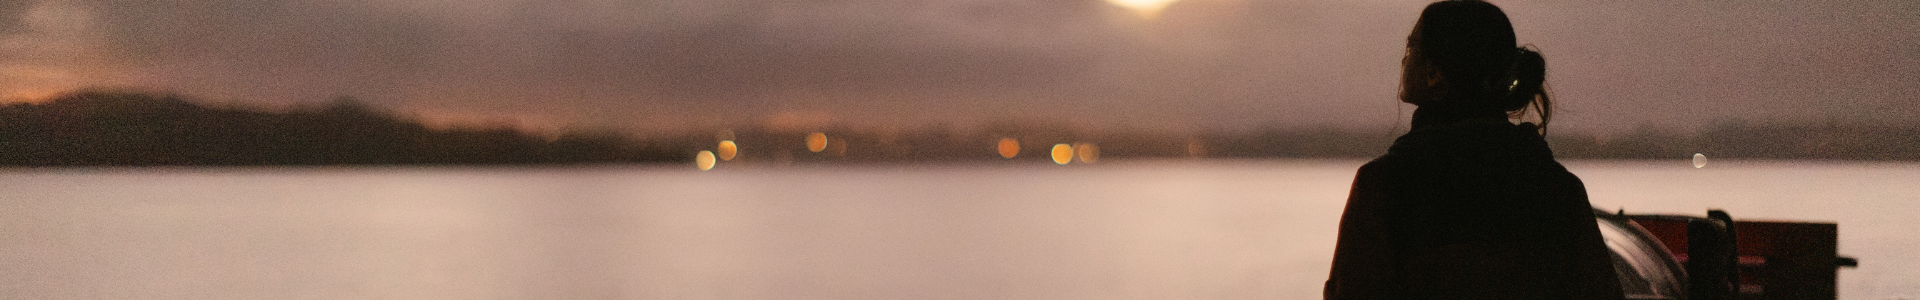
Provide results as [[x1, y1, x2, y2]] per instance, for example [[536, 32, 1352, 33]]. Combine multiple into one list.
[[2, 0, 1915, 134]]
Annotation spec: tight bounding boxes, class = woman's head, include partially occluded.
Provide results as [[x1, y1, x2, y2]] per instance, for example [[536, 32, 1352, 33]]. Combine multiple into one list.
[[1400, 0, 1551, 127]]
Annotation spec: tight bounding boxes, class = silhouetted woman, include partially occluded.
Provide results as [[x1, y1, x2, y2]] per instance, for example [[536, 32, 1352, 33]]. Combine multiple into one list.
[[1324, 1, 1623, 299]]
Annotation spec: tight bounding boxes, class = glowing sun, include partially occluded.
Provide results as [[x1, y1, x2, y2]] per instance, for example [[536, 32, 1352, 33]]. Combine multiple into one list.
[[1105, 0, 1181, 18]]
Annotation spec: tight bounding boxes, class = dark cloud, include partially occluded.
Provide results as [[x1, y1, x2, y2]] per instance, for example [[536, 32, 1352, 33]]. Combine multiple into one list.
[[5, 0, 1916, 133]]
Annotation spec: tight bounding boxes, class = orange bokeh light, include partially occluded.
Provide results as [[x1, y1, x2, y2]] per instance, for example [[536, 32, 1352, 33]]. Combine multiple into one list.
[[805, 132, 828, 152], [717, 140, 738, 161], [695, 150, 716, 170], [1075, 143, 1099, 163], [1051, 144, 1073, 165], [997, 138, 1020, 158]]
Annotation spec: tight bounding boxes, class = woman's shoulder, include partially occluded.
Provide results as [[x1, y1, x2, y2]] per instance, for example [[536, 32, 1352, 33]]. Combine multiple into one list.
[[1352, 153, 1422, 186], [1357, 138, 1584, 189], [1355, 153, 1403, 175]]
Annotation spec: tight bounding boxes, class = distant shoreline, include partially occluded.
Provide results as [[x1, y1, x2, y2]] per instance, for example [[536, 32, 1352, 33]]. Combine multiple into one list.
[[6, 91, 1915, 167]]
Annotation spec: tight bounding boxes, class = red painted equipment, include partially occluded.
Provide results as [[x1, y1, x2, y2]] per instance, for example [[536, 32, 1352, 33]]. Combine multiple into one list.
[[1599, 209, 1856, 300]]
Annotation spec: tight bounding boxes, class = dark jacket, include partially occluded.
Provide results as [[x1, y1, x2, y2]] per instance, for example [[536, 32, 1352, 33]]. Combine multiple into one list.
[[1324, 107, 1623, 300]]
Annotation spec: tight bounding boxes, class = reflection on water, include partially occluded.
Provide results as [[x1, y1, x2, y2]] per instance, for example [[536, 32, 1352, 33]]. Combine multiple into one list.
[[0, 160, 1913, 299]]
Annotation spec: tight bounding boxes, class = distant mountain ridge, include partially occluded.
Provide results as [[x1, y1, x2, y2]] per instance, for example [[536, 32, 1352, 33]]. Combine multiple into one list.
[[0, 92, 686, 166], [3, 91, 1915, 167]]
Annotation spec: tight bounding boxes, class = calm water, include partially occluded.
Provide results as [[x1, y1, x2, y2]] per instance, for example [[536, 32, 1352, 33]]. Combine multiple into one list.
[[1, 160, 1912, 299]]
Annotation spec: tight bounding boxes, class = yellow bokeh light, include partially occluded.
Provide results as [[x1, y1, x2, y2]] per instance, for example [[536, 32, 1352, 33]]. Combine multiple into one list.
[[717, 140, 738, 161], [805, 132, 828, 152], [1075, 143, 1100, 163], [695, 150, 716, 170], [997, 138, 1020, 159], [1105, 0, 1180, 18], [1051, 144, 1073, 165]]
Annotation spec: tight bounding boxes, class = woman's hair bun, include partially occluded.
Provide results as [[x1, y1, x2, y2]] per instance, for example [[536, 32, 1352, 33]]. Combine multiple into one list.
[[1503, 46, 1550, 128]]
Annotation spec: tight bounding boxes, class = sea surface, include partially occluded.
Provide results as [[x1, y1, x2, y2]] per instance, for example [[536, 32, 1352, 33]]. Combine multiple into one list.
[[1, 159, 1913, 299]]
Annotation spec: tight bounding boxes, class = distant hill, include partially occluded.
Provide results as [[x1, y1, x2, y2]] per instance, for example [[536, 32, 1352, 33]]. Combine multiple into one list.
[[3, 91, 1914, 167], [0, 92, 687, 166]]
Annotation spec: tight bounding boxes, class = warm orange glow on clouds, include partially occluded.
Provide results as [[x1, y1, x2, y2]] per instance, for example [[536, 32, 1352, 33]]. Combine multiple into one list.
[[2, 0, 1910, 134], [1105, 0, 1181, 18], [1, 1, 120, 102]]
